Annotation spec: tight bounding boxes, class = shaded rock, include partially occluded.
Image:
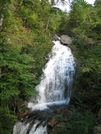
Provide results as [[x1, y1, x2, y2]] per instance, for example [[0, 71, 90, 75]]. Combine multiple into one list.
[[49, 122, 66, 134], [56, 122, 65, 128], [56, 106, 72, 118], [18, 101, 31, 120], [23, 109, 54, 123], [33, 110, 54, 120], [60, 35, 72, 45], [98, 108, 101, 123], [93, 125, 101, 134], [18, 109, 31, 120], [56, 106, 68, 114], [93, 108, 101, 134], [48, 116, 59, 127], [49, 128, 57, 134], [53, 34, 60, 41]]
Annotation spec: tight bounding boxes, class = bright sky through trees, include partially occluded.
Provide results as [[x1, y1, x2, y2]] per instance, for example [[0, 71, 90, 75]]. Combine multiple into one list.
[[86, 0, 95, 4], [54, 0, 96, 12]]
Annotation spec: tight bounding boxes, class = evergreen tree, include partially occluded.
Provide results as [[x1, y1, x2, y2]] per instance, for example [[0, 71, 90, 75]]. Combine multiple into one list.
[[0, 38, 37, 133], [67, 0, 101, 113], [94, 0, 101, 7], [0, 0, 65, 133]]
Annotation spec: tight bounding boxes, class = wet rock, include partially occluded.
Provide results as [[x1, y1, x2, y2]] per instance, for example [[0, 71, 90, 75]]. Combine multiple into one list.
[[23, 109, 55, 123], [13, 122, 23, 134], [33, 110, 54, 120]]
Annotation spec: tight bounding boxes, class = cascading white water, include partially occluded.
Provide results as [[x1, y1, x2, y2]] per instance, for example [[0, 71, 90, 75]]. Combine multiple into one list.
[[13, 120, 47, 134], [13, 40, 75, 134], [28, 40, 75, 110]]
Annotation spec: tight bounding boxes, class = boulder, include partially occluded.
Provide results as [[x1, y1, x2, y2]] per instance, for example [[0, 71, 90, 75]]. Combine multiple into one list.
[[56, 106, 72, 118], [93, 108, 101, 134], [48, 128, 57, 134], [48, 116, 59, 127], [98, 108, 101, 122], [60, 35, 72, 45], [93, 125, 101, 134]]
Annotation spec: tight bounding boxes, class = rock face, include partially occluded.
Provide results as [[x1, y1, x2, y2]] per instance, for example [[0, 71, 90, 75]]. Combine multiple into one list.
[[60, 35, 72, 45], [98, 108, 101, 123], [93, 125, 101, 134], [93, 108, 101, 134], [53, 34, 72, 46], [47, 106, 71, 134], [48, 116, 59, 127]]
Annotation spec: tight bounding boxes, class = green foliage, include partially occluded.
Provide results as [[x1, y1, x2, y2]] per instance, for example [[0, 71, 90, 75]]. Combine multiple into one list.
[[0, 0, 11, 17], [65, 0, 101, 115], [0, 39, 36, 100], [0, 38, 37, 133], [68, 0, 101, 40], [0, 107, 17, 134], [0, 0, 67, 133], [57, 106, 96, 134], [94, 0, 101, 7]]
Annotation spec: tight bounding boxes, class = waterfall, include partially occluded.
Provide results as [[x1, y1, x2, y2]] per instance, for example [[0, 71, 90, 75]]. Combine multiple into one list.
[[28, 40, 75, 110], [13, 40, 75, 134]]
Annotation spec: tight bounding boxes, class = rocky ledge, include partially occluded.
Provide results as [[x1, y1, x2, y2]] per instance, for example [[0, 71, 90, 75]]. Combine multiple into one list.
[[53, 34, 72, 46]]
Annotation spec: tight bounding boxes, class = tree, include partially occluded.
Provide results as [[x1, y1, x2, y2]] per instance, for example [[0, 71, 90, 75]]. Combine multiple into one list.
[[94, 0, 101, 7], [0, 0, 37, 133], [0, 0, 66, 133], [0, 33, 37, 134], [66, 0, 101, 113]]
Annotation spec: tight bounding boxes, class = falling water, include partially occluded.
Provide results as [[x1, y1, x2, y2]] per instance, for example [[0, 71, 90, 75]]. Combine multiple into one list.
[[13, 40, 75, 134], [28, 40, 75, 110]]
